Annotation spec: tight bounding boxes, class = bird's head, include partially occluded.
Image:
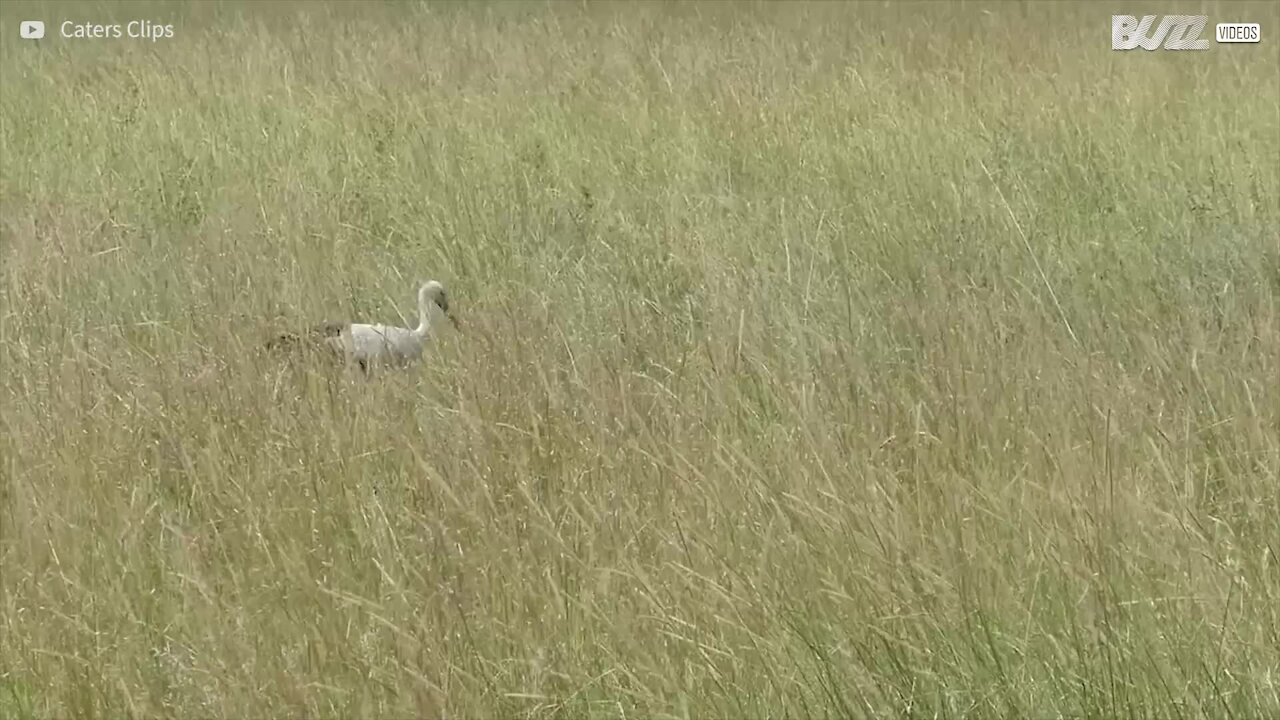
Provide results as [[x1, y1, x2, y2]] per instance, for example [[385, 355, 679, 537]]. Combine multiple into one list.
[[419, 280, 461, 330]]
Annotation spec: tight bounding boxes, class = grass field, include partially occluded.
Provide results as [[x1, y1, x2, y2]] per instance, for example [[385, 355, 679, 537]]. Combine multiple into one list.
[[2, 1, 1278, 716]]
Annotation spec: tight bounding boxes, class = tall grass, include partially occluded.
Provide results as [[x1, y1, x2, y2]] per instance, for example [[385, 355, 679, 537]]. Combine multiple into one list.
[[2, 1, 1277, 716]]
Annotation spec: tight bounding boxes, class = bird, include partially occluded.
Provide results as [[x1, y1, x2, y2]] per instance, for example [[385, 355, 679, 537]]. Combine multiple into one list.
[[267, 280, 459, 373]]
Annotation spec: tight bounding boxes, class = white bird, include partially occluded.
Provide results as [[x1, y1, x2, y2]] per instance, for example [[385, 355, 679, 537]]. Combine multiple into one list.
[[268, 280, 459, 373]]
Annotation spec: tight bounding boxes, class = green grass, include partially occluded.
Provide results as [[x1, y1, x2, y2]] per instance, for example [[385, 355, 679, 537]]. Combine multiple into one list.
[[2, 1, 1278, 716]]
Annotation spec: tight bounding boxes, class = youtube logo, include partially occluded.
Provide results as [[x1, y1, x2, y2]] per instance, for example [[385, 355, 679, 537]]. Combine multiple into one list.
[[20, 20, 45, 39]]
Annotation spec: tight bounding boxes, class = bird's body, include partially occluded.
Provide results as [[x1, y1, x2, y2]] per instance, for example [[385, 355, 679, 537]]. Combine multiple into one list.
[[267, 280, 457, 373], [342, 323, 428, 366]]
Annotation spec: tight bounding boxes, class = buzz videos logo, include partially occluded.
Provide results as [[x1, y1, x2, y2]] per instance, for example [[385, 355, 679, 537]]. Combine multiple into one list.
[[1112, 15, 1262, 50]]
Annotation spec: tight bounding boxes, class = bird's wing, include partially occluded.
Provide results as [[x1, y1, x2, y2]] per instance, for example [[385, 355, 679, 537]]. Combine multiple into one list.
[[348, 324, 394, 358], [385, 326, 427, 360]]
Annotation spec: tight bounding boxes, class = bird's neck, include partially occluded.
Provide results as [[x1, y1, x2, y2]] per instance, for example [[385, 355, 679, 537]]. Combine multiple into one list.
[[413, 298, 431, 337]]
